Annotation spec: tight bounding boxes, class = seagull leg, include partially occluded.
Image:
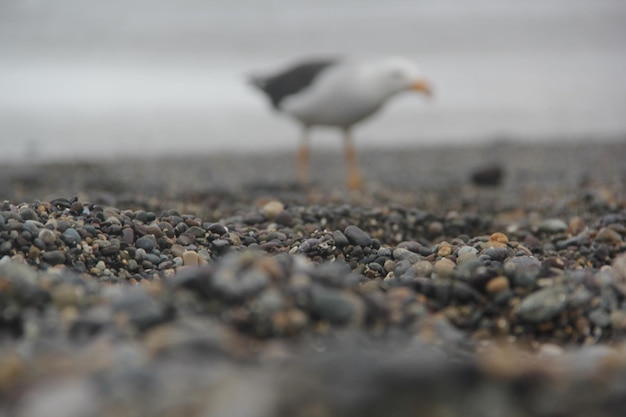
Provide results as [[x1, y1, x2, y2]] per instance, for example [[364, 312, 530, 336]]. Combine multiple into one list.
[[343, 128, 363, 190], [296, 127, 311, 186]]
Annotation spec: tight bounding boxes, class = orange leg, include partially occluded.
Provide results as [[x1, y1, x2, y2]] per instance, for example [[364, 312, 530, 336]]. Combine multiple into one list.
[[343, 129, 363, 190], [296, 128, 311, 186]]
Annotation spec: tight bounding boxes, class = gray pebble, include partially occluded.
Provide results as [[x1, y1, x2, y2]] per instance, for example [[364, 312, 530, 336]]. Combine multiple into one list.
[[136, 235, 156, 252], [62, 228, 82, 246], [332, 230, 350, 248], [393, 248, 421, 264], [516, 286, 568, 323], [42, 250, 66, 265], [38, 229, 57, 246], [538, 218, 568, 234], [19, 207, 38, 221], [309, 285, 364, 325], [344, 225, 371, 247]]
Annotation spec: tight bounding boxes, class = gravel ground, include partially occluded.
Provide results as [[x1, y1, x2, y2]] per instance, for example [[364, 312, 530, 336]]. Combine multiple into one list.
[[1, 139, 626, 416]]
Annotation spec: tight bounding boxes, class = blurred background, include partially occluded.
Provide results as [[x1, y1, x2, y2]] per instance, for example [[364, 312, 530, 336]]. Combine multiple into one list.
[[1, 0, 625, 162]]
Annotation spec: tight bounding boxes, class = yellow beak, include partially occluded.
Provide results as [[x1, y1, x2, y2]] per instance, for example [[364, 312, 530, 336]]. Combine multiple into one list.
[[411, 78, 433, 97]]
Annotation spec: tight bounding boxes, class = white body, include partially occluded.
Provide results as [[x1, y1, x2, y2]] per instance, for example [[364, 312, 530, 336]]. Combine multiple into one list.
[[280, 58, 425, 129]]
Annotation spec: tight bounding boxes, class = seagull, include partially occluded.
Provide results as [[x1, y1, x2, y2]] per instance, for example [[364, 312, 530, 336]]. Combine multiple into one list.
[[249, 57, 432, 189]]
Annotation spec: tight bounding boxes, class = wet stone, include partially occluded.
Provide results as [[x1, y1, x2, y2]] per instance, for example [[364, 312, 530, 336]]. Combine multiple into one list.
[[332, 230, 349, 248], [136, 235, 156, 252], [211, 239, 230, 253], [121, 228, 134, 245], [62, 228, 82, 246], [344, 225, 371, 247], [207, 223, 228, 236], [482, 246, 509, 262]]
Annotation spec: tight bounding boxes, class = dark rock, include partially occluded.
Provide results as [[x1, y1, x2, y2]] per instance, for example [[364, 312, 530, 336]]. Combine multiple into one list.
[[344, 225, 371, 247], [470, 164, 504, 186], [42, 250, 66, 265], [62, 228, 82, 246], [136, 235, 156, 252]]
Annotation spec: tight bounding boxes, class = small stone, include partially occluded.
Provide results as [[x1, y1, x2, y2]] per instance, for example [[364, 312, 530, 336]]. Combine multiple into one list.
[[27, 245, 41, 260], [458, 246, 478, 256], [427, 221, 444, 238], [170, 244, 186, 258], [538, 218, 568, 234], [437, 242, 452, 257], [332, 230, 349, 248], [19, 207, 38, 221], [595, 227, 622, 244], [0, 240, 12, 255], [211, 239, 230, 253], [487, 232, 508, 247], [412, 260, 434, 277], [504, 256, 541, 274], [471, 164, 504, 186], [434, 258, 455, 279], [568, 216, 586, 235], [186, 226, 206, 238], [136, 235, 156, 252], [61, 228, 81, 246], [383, 259, 396, 273], [42, 250, 66, 265], [344, 225, 371, 247], [135, 248, 147, 261], [482, 246, 509, 262], [38, 229, 57, 246], [486, 276, 509, 294], [516, 286, 568, 323], [260, 200, 285, 219], [393, 248, 421, 264], [207, 223, 228, 235], [309, 286, 365, 325], [182, 251, 206, 267], [121, 228, 135, 245]]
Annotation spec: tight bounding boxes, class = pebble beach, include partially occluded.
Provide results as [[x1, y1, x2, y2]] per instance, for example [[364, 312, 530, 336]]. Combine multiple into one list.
[[1, 139, 626, 416]]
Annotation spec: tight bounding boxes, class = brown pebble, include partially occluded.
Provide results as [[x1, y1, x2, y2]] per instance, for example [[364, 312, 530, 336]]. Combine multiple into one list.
[[595, 227, 622, 244], [434, 258, 455, 278], [427, 221, 444, 238], [182, 250, 206, 267], [568, 216, 586, 235], [485, 232, 509, 248], [437, 242, 452, 257], [490, 232, 508, 244], [261, 200, 285, 220], [486, 276, 510, 294], [170, 244, 185, 258]]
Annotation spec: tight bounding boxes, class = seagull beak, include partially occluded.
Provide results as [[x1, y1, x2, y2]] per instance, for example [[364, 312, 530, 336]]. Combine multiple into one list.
[[411, 78, 433, 97]]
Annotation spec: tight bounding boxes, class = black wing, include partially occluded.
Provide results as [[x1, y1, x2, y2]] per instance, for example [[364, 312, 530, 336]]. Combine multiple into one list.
[[250, 59, 339, 109]]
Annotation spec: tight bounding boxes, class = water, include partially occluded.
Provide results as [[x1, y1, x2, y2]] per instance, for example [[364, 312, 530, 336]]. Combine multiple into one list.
[[1, 0, 625, 162]]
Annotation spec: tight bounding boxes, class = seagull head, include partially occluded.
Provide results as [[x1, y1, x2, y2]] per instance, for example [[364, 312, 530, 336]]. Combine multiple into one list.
[[369, 57, 433, 99]]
